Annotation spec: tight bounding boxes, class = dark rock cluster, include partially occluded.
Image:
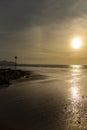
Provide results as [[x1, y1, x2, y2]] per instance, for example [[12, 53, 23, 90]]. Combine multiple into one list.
[[0, 69, 31, 86]]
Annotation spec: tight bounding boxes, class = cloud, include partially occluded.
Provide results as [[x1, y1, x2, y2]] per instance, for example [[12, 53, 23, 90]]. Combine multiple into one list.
[[0, 0, 87, 32]]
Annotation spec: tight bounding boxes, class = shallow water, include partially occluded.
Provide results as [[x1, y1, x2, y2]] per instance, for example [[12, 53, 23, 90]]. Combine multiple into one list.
[[0, 66, 87, 130]]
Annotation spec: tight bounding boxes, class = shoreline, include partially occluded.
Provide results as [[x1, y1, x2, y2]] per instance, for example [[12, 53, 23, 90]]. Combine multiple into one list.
[[0, 69, 46, 87]]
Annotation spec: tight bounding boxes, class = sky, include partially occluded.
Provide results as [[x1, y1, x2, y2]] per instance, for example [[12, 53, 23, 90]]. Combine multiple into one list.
[[0, 0, 87, 65]]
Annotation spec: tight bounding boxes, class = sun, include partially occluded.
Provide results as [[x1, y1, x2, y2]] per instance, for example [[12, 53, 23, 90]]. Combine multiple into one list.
[[71, 37, 82, 49]]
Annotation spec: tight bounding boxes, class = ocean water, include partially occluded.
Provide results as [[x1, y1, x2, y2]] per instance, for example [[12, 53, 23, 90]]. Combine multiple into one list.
[[0, 65, 87, 130]]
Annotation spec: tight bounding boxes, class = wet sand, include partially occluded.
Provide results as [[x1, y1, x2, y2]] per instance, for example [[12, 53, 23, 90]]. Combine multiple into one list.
[[0, 67, 87, 130]]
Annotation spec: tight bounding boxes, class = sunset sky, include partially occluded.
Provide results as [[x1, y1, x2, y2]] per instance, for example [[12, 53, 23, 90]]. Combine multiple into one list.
[[0, 0, 87, 65]]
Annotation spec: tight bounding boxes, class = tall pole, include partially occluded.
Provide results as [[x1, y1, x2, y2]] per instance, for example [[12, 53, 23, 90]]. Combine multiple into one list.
[[15, 56, 17, 71]]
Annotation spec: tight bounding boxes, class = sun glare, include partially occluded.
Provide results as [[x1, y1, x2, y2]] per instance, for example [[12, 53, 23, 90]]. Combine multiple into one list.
[[71, 37, 82, 49]]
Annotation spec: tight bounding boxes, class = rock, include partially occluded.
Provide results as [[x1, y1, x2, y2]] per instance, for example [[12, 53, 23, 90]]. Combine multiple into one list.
[[0, 75, 9, 86]]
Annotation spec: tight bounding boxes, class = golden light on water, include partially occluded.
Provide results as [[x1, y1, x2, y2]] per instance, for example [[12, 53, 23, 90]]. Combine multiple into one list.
[[69, 65, 81, 122], [71, 87, 79, 99], [71, 37, 82, 49], [71, 65, 81, 69], [70, 65, 81, 100]]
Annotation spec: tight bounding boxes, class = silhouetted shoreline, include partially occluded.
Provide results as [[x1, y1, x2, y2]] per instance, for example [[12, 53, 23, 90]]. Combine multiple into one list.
[[0, 69, 45, 87]]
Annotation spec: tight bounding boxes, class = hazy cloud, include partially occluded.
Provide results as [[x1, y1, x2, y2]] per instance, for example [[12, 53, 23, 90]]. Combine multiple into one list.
[[0, 0, 87, 32], [0, 0, 87, 64]]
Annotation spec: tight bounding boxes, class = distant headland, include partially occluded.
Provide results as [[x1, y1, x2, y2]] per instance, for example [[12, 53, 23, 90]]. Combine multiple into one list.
[[0, 60, 15, 66]]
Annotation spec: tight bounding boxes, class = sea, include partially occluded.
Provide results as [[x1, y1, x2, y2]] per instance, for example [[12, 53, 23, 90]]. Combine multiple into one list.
[[0, 65, 87, 130]]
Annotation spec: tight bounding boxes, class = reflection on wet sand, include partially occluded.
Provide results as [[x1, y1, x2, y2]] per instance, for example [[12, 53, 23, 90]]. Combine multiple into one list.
[[0, 66, 87, 130], [68, 66, 87, 129], [71, 86, 79, 100]]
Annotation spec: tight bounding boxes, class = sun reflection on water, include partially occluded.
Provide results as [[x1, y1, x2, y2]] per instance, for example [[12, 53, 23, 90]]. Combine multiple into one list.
[[71, 65, 82, 69], [71, 87, 79, 100], [69, 65, 81, 123], [68, 65, 87, 130], [70, 65, 81, 100]]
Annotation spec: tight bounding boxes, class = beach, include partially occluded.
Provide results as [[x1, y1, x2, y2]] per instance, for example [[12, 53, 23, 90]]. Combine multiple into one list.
[[0, 66, 87, 130]]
